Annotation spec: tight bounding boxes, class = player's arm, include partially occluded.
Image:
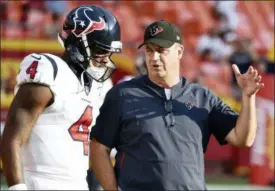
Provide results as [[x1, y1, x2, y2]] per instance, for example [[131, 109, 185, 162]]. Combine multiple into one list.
[[1, 54, 56, 189], [1, 83, 53, 188], [89, 87, 121, 191]]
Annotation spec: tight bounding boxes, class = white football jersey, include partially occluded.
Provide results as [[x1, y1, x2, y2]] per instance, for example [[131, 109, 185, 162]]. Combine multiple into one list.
[[15, 53, 112, 181]]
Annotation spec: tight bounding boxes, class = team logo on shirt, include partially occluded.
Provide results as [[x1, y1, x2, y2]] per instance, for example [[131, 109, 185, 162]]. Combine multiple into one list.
[[185, 102, 194, 110]]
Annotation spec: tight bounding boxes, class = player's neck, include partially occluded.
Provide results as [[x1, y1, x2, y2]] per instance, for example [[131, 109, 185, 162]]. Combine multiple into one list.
[[61, 53, 83, 79]]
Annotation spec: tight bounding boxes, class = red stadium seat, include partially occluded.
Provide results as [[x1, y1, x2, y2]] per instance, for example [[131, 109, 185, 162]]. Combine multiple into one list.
[[161, 9, 179, 24], [187, 1, 215, 33], [180, 19, 202, 50], [134, 1, 157, 18], [237, 1, 273, 53], [113, 6, 142, 43]]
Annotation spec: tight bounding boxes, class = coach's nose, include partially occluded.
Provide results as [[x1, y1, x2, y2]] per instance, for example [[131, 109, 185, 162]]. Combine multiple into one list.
[[152, 51, 160, 61]]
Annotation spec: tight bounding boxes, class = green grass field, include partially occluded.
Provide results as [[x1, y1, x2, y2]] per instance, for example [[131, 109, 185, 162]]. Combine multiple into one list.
[[205, 176, 274, 190]]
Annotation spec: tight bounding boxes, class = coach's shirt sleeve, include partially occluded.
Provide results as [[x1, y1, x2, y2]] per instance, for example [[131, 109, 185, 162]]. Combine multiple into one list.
[[208, 89, 239, 145], [90, 86, 121, 149]]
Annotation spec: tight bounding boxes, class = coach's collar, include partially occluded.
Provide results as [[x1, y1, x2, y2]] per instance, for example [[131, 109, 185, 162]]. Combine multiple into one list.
[[144, 75, 186, 99]]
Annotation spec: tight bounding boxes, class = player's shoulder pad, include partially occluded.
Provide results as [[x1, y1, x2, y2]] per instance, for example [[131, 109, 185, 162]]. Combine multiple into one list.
[[17, 53, 58, 86]]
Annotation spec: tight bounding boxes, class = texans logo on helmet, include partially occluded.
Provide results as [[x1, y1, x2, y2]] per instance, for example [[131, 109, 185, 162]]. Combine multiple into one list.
[[72, 6, 106, 37]]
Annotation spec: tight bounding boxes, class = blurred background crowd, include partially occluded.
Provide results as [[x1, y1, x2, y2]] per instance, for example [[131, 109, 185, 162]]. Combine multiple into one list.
[[0, 0, 274, 189]]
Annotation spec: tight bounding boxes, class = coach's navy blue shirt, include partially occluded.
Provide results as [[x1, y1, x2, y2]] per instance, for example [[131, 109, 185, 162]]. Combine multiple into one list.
[[90, 75, 238, 191]]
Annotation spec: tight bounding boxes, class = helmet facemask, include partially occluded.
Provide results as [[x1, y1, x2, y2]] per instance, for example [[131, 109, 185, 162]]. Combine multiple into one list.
[[60, 32, 121, 83], [85, 52, 116, 83], [80, 34, 120, 83]]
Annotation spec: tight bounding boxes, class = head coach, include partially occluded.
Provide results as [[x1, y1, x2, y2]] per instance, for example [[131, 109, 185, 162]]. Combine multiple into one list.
[[89, 20, 264, 191]]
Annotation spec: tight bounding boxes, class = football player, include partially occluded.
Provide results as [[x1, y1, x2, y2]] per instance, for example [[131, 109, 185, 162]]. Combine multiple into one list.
[[1, 5, 122, 190]]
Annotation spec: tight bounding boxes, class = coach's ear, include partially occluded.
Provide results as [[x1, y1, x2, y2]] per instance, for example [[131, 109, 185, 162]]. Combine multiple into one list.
[[177, 44, 184, 59]]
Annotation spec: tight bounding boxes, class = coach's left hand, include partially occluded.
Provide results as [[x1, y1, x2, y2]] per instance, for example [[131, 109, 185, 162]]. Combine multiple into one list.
[[232, 64, 265, 97]]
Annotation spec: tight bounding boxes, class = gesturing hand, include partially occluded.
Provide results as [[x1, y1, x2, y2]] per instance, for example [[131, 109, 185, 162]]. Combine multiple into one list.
[[232, 64, 264, 97]]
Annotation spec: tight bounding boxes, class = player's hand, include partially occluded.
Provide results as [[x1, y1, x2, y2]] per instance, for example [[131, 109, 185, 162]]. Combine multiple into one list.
[[232, 64, 264, 97]]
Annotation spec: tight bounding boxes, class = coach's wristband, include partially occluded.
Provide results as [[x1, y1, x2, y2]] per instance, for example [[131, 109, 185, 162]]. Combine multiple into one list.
[[8, 184, 28, 190]]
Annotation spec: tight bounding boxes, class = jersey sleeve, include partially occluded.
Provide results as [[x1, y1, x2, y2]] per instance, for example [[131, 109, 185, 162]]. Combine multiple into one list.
[[15, 53, 57, 93], [208, 89, 239, 145]]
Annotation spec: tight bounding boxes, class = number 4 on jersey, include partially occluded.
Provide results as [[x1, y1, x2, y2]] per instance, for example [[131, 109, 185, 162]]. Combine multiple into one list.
[[26, 61, 38, 79], [68, 106, 93, 156]]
